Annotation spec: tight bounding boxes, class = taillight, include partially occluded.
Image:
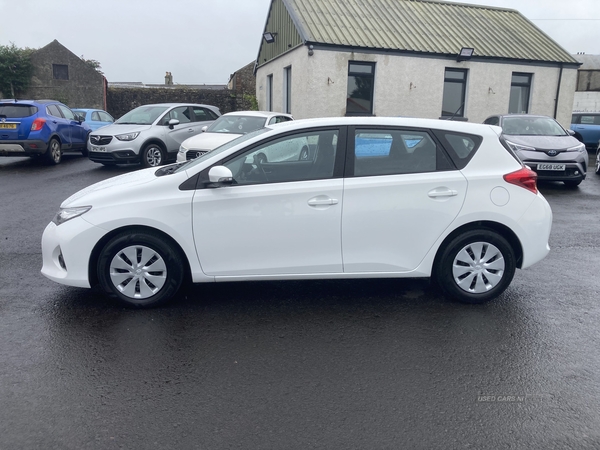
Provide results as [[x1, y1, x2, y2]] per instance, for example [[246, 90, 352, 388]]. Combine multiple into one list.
[[503, 167, 538, 194], [31, 118, 46, 131]]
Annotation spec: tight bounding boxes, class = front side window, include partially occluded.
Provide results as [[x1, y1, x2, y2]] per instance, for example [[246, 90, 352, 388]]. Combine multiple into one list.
[[46, 104, 62, 118], [346, 62, 375, 116], [98, 111, 114, 122], [160, 106, 191, 125], [58, 105, 75, 121], [509, 73, 532, 114], [192, 107, 213, 122], [53, 64, 69, 80], [441, 69, 467, 118], [353, 129, 452, 176], [222, 129, 339, 185]]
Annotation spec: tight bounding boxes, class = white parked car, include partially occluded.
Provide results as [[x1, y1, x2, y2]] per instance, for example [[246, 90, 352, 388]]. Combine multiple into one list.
[[41, 117, 552, 308], [176, 111, 293, 162]]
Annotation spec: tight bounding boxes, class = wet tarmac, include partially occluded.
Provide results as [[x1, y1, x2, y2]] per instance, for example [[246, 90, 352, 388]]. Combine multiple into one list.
[[1, 153, 599, 449]]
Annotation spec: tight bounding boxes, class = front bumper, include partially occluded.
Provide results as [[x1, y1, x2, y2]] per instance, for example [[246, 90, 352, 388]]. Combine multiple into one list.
[[89, 149, 139, 164], [41, 218, 107, 288], [518, 150, 589, 182]]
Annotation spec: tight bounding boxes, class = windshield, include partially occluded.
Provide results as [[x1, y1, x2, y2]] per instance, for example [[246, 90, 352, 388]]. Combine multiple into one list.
[[502, 117, 567, 136], [207, 115, 267, 134], [175, 128, 270, 174], [115, 105, 169, 125]]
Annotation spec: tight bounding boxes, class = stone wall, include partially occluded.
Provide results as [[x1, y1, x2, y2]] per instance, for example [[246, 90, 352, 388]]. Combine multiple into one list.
[[22, 40, 105, 109], [106, 87, 256, 119]]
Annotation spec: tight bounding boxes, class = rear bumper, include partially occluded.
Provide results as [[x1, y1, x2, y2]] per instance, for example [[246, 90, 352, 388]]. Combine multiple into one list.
[[0, 140, 48, 157]]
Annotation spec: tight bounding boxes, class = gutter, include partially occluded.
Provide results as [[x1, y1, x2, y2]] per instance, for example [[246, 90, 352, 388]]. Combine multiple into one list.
[[554, 63, 563, 119]]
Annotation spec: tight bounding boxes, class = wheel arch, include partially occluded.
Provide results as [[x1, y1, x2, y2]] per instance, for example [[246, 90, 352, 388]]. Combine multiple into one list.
[[433, 221, 524, 272], [88, 225, 192, 287]]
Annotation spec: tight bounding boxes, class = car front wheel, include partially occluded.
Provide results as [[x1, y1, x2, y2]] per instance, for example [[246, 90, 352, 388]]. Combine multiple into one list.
[[434, 229, 516, 304], [97, 231, 184, 308], [595, 151, 600, 174], [141, 143, 164, 168]]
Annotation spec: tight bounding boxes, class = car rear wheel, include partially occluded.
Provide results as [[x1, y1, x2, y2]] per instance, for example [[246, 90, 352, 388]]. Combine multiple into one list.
[[434, 229, 516, 304], [97, 231, 184, 308], [141, 143, 164, 168], [44, 138, 62, 165], [595, 152, 600, 174]]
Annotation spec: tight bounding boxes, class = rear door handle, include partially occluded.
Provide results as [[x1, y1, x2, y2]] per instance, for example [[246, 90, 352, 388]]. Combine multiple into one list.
[[428, 188, 458, 198]]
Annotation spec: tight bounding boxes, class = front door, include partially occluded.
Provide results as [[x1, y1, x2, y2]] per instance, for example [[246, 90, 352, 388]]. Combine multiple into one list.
[[192, 128, 344, 277]]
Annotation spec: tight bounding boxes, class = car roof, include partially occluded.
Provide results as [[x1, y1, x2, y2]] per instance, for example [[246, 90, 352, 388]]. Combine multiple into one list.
[[265, 116, 500, 135], [0, 99, 61, 105], [220, 111, 293, 118], [135, 103, 217, 108]]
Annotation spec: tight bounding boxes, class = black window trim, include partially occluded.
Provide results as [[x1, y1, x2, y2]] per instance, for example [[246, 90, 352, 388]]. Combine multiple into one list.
[[441, 68, 468, 119], [346, 61, 376, 117]]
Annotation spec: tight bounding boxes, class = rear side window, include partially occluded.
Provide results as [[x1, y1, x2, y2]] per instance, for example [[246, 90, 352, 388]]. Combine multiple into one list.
[[433, 130, 482, 170], [0, 104, 38, 118], [352, 128, 454, 177]]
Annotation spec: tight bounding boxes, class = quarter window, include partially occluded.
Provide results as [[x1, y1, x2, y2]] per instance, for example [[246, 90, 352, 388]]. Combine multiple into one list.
[[509, 73, 532, 114], [441, 69, 468, 118], [222, 129, 339, 185], [353, 129, 452, 177], [346, 62, 375, 116]]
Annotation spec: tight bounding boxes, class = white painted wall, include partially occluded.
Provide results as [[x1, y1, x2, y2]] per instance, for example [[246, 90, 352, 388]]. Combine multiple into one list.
[[256, 47, 577, 128], [573, 91, 600, 113]]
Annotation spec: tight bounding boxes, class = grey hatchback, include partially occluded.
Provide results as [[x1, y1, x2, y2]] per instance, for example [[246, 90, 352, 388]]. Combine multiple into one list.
[[484, 114, 588, 187], [88, 103, 221, 168]]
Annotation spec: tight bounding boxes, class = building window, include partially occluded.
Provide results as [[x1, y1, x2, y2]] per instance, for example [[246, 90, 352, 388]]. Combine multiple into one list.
[[441, 68, 467, 118], [266, 74, 273, 112], [52, 64, 69, 80], [283, 66, 292, 114], [346, 62, 375, 116], [509, 73, 532, 114]]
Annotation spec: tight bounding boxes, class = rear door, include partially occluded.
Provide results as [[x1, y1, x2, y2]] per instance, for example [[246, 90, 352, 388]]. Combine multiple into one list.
[[341, 127, 467, 273]]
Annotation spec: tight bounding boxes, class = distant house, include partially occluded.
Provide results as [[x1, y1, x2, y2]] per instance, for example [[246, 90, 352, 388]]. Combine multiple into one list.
[[254, 0, 580, 127], [572, 54, 600, 112], [21, 40, 105, 109]]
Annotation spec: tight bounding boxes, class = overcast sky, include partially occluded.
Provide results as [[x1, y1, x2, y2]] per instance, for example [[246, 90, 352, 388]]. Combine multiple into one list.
[[0, 0, 598, 84]]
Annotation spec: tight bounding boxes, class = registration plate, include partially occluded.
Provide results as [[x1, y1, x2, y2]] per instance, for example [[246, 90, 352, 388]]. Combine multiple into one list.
[[0, 123, 17, 129], [538, 163, 566, 171], [91, 145, 107, 152]]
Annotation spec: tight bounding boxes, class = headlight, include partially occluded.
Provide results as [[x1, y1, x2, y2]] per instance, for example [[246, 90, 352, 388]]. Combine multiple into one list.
[[52, 206, 92, 226], [115, 132, 140, 141], [505, 140, 536, 153], [567, 143, 586, 152], [178, 143, 188, 154]]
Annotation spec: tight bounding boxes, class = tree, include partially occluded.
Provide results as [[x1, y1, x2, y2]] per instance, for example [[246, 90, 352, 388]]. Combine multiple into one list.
[[0, 43, 34, 98], [81, 56, 104, 75]]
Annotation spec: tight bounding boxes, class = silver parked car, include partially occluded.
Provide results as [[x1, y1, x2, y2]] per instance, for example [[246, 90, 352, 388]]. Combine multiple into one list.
[[484, 114, 588, 187], [176, 111, 293, 162], [88, 103, 221, 168]]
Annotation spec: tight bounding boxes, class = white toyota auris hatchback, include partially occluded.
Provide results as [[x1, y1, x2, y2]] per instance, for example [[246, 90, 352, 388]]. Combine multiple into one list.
[[41, 117, 552, 308]]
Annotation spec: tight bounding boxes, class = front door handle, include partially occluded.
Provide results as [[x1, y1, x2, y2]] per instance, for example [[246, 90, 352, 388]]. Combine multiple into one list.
[[308, 196, 339, 207]]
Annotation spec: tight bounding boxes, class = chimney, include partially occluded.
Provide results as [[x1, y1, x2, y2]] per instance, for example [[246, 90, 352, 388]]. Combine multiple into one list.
[[165, 72, 173, 85]]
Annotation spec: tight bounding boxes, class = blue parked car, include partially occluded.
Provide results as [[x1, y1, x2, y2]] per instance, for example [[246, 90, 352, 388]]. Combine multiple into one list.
[[0, 99, 91, 164], [570, 112, 600, 151], [72, 108, 114, 131]]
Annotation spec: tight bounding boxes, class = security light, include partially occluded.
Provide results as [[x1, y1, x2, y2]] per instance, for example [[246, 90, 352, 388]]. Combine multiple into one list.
[[263, 32, 277, 44], [457, 47, 474, 62]]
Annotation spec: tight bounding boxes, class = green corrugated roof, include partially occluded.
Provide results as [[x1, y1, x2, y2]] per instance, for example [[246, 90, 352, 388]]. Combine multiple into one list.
[[282, 0, 579, 64]]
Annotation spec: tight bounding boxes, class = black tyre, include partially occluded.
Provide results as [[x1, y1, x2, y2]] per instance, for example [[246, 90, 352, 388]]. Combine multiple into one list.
[[595, 151, 600, 175], [97, 230, 185, 308], [564, 180, 582, 187], [434, 229, 516, 304], [81, 133, 90, 156], [44, 138, 62, 165], [140, 143, 164, 168]]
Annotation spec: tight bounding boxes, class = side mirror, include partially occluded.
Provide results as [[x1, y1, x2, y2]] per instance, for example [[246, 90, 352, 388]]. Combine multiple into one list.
[[168, 118, 180, 129], [208, 166, 233, 186], [201, 125, 208, 132], [567, 129, 575, 136]]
